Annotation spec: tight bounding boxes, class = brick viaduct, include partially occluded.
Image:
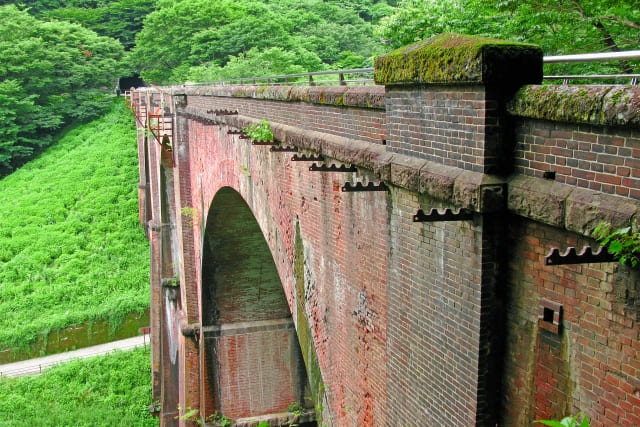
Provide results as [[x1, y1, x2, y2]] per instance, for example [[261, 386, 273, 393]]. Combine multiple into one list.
[[130, 34, 640, 426]]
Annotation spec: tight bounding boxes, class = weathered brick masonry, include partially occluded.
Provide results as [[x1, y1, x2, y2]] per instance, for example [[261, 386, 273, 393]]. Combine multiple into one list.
[[131, 34, 640, 426], [509, 85, 640, 199]]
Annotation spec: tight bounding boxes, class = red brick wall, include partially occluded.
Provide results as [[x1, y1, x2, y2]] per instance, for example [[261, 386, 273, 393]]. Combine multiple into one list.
[[291, 158, 388, 426], [513, 119, 640, 199], [503, 217, 640, 427], [210, 324, 301, 419], [186, 94, 386, 145], [386, 188, 505, 426], [385, 85, 507, 174]]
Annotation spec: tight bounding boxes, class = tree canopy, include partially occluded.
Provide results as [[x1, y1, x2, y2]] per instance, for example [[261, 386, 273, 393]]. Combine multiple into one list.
[[4, 0, 155, 49], [377, 0, 640, 74], [131, 0, 389, 84], [0, 5, 124, 174]]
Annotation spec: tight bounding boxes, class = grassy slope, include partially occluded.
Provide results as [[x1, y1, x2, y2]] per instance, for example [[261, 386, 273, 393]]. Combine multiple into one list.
[[0, 100, 149, 349], [0, 347, 157, 426]]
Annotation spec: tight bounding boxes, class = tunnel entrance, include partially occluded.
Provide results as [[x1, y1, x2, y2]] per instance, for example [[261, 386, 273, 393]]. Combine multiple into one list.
[[201, 187, 313, 424]]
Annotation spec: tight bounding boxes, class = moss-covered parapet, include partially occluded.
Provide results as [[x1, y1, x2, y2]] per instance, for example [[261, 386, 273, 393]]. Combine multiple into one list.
[[374, 33, 542, 88], [508, 85, 640, 126], [174, 85, 385, 109]]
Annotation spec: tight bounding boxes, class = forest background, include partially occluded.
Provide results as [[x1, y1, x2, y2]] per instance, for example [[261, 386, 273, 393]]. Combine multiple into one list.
[[0, 1, 637, 425], [0, 0, 638, 176]]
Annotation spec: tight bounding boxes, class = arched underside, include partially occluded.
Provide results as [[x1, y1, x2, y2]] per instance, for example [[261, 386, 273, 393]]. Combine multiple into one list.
[[201, 187, 311, 422]]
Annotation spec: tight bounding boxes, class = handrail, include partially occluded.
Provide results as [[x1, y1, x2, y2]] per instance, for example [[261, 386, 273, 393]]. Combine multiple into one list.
[[179, 50, 640, 88], [184, 68, 374, 87], [544, 74, 640, 85], [544, 50, 640, 64]]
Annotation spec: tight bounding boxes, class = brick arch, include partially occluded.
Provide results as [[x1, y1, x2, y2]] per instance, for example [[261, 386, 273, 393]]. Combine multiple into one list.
[[199, 186, 310, 421]]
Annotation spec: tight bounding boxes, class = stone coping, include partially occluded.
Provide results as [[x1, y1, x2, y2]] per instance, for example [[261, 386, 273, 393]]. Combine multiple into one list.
[[180, 105, 638, 237], [171, 84, 385, 109], [508, 85, 640, 127], [508, 174, 640, 235]]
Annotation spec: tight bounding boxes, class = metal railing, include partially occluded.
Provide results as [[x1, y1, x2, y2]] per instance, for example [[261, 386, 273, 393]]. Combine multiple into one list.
[[181, 50, 640, 87], [543, 50, 640, 85], [184, 67, 375, 87]]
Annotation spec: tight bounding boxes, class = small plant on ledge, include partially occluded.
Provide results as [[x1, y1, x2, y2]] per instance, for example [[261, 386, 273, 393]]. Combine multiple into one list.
[[181, 206, 197, 226], [242, 119, 274, 142], [161, 277, 180, 288], [535, 413, 590, 427], [593, 222, 640, 270]]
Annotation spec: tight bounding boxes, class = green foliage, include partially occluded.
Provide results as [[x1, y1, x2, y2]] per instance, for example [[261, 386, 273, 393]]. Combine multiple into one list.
[[180, 206, 196, 218], [0, 79, 39, 171], [41, 0, 156, 50], [7, 0, 154, 50], [176, 405, 200, 423], [0, 100, 149, 351], [242, 119, 274, 142], [186, 46, 325, 83], [0, 347, 157, 426], [286, 401, 306, 426], [208, 412, 234, 427], [0, 5, 125, 174], [132, 0, 388, 84], [179, 410, 233, 427], [593, 222, 640, 269], [287, 401, 305, 415], [326, 0, 396, 24], [376, 0, 640, 76], [536, 413, 590, 427], [376, 0, 473, 47]]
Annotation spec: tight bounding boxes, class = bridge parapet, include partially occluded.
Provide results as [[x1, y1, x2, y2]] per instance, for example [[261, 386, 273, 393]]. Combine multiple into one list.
[[509, 85, 640, 201]]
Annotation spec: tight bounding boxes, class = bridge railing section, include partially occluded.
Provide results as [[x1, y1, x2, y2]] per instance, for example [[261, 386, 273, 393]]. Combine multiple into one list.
[[543, 50, 640, 85], [183, 67, 375, 87], [181, 50, 640, 87]]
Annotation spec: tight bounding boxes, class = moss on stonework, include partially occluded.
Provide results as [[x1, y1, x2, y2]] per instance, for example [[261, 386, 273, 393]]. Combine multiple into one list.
[[374, 32, 542, 88], [293, 222, 326, 424], [508, 85, 640, 126]]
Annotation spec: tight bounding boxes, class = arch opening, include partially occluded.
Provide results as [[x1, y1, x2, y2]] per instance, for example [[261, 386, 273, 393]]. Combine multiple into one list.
[[201, 187, 313, 424]]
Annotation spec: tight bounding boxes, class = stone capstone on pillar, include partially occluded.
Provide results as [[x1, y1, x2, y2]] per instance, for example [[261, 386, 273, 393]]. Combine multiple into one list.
[[373, 32, 542, 89], [375, 33, 543, 175]]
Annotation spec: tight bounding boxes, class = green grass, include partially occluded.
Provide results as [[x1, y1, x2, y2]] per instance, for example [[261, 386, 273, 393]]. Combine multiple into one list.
[[0, 347, 158, 426], [0, 99, 149, 350]]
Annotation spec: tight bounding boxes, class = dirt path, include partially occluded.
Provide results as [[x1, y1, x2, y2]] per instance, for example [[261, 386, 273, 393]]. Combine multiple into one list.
[[0, 334, 150, 378]]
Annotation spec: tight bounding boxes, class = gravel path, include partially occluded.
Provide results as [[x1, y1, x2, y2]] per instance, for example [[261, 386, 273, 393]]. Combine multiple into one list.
[[0, 334, 150, 378]]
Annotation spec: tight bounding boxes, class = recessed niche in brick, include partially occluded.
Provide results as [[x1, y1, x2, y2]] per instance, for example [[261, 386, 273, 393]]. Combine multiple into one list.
[[539, 298, 562, 334]]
